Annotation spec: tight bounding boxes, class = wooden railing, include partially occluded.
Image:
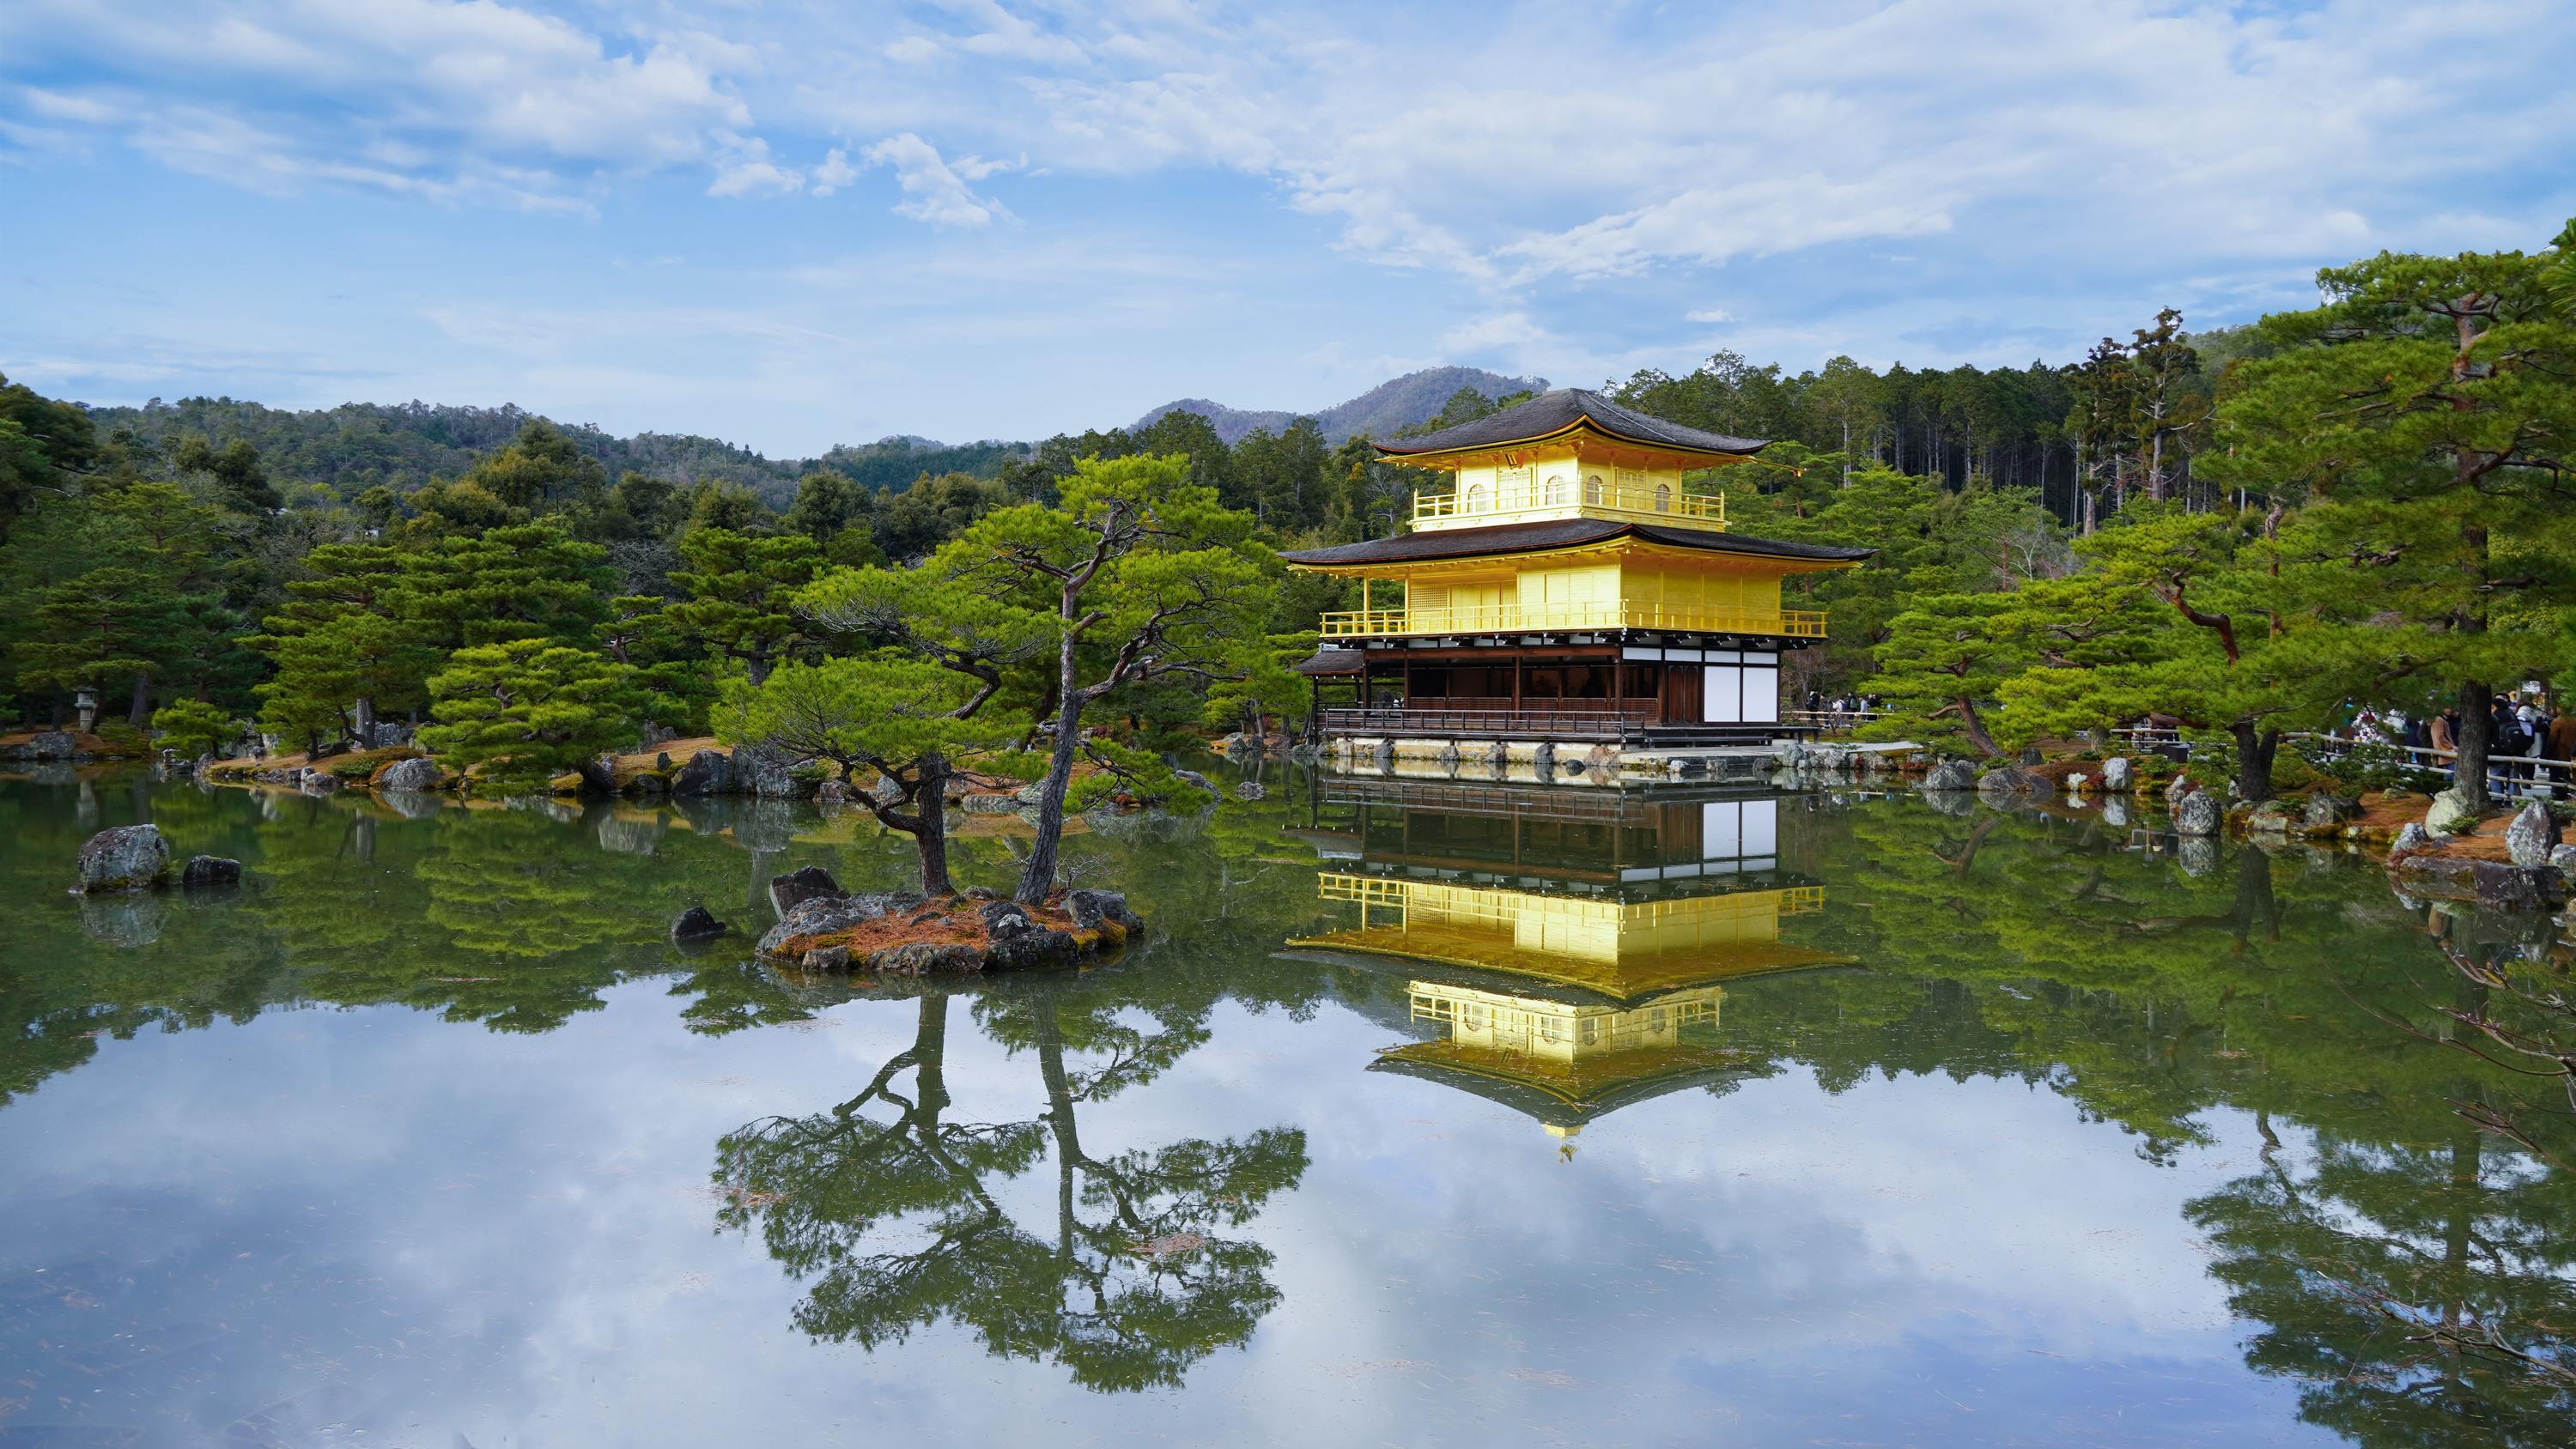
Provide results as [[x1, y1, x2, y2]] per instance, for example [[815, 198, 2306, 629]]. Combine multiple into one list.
[[1413, 480, 1726, 528], [2290, 731, 2573, 799], [1782, 709, 1887, 735], [1321, 873, 1825, 919], [1317, 601, 1826, 639], [1323, 701, 1656, 741]]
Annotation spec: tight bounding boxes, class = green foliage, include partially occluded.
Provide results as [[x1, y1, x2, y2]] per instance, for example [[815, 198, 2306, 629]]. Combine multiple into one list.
[[150, 699, 237, 758], [2197, 227, 2576, 801], [390, 519, 613, 652], [459, 419, 605, 512], [715, 655, 1026, 785], [416, 640, 642, 792], [663, 528, 823, 684]]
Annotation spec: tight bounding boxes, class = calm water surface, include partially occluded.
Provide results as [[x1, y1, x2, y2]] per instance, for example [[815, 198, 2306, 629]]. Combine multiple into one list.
[[3, 767, 2571, 1446]]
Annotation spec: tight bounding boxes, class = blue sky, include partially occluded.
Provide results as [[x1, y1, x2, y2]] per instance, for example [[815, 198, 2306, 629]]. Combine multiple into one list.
[[3, 0, 2572, 457]]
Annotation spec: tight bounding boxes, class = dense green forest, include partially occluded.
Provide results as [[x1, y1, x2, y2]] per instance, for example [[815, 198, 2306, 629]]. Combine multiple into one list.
[[79, 396, 1027, 508], [3, 218, 2570, 835]]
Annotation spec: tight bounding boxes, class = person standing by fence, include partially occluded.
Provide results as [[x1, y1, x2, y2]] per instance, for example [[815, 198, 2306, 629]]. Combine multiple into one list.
[[2550, 707, 2576, 789]]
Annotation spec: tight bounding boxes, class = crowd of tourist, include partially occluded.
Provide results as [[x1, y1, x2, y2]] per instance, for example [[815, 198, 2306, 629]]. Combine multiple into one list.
[[2344, 694, 2576, 785]]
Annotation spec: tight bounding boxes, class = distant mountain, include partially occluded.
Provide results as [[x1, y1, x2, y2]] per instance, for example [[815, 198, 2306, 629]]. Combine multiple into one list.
[[1131, 366, 1549, 445]]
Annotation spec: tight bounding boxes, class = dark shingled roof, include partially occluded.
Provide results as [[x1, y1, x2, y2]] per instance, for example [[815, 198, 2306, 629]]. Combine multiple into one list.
[[1279, 517, 1874, 568], [1377, 388, 1767, 458], [1291, 646, 1367, 676]]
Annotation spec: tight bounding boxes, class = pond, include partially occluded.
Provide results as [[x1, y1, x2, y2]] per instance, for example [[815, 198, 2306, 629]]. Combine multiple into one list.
[[3, 767, 2571, 1446]]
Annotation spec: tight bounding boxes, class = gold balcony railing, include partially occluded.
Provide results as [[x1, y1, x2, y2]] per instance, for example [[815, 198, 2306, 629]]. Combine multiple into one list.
[[1414, 480, 1725, 528], [1320, 874, 1824, 919], [1316, 602, 1826, 639]]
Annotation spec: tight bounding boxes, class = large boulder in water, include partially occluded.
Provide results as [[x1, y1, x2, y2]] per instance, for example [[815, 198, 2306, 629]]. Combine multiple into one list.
[[670, 905, 729, 942], [377, 756, 444, 793], [1066, 889, 1145, 940], [26, 731, 81, 761], [769, 865, 843, 915], [1922, 759, 1977, 792], [78, 824, 170, 893], [2425, 787, 2481, 835], [671, 749, 732, 797], [2391, 822, 2434, 854], [2505, 800, 2561, 868], [180, 855, 242, 889], [2100, 756, 2132, 791], [2303, 794, 2363, 828], [734, 743, 800, 798], [2173, 791, 2222, 838], [1977, 767, 2050, 801]]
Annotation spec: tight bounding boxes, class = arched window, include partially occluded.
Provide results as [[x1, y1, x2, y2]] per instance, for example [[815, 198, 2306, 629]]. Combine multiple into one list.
[[1654, 482, 1672, 512], [1544, 474, 1567, 505], [1583, 474, 1604, 505], [1464, 482, 1487, 512]]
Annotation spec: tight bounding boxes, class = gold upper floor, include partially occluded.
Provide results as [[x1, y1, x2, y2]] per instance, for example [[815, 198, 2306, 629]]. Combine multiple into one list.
[[1406, 444, 1733, 535], [1314, 538, 1832, 640]]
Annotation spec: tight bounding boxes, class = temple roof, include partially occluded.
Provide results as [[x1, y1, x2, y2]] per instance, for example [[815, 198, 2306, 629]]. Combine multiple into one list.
[[1376, 388, 1767, 461], [1279, 517, 1875, 568], [1291, 646, 1367, 676]]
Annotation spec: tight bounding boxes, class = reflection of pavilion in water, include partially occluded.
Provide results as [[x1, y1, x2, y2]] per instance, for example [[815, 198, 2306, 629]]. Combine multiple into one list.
[[1287, 779, 1850, 1137]]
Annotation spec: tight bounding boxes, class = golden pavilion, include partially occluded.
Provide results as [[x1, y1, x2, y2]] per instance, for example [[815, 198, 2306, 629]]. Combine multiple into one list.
[[1282, 390, 1874, 751], [1284, 779, 1850, 1136]]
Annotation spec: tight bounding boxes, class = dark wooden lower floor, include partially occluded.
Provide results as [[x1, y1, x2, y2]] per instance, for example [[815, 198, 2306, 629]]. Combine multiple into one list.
[[1315, 706, 1801, 747], [1309, 636, 1803, 743]]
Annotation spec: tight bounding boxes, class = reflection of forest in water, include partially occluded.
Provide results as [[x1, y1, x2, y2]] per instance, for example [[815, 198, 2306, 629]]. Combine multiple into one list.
[[2, 767, 2573, 1440]]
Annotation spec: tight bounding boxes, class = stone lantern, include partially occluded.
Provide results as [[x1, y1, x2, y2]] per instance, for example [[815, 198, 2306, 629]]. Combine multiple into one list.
[[73, 685, 99, 734]]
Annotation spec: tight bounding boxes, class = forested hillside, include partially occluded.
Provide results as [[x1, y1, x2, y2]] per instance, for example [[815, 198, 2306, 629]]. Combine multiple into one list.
[[84, 397, 1026, 508]]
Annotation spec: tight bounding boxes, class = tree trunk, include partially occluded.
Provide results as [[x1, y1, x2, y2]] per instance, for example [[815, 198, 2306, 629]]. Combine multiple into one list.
[[914, 752, 955, 896], [1016, 640, 1087, 905], [745, 654, 771, 688], [2231, 721, 2279, 803], [354, 694, 377, 748], [128, 671, 151, 727], [2455, 682, 2492, 810], [1954, 694, 2002, 758]]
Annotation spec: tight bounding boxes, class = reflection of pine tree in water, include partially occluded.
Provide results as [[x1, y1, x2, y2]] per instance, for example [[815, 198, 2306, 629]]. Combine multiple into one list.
[[2182, 951, 2576, 1446], [714, 984, 1308, 1391], [2190, 1114, 2576, 1446]]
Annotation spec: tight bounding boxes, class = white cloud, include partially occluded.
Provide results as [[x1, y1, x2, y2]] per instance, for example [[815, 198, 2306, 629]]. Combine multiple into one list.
[[809, 145, 858, 196], [1439, 310, 1552, 360], [863, 131, 1012, 227], [706, 131, 801, 197], [1685, 308, 1733, 324], [0, 0, 763, 200]]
